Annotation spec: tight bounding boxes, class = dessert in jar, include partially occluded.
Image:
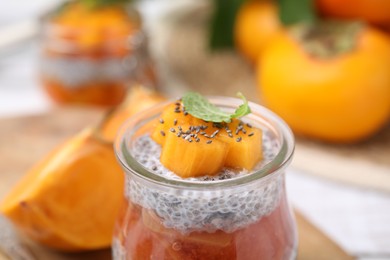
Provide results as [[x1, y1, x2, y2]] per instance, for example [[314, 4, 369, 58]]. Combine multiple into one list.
[[39, 0, 156, 107], [113, 93, 297, 259]]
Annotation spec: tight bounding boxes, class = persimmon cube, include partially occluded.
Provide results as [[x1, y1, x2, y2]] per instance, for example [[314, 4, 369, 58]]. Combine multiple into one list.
[[217, 120, 263, 170], [151, 103, 192, 145], [160, 125, 228, 178]]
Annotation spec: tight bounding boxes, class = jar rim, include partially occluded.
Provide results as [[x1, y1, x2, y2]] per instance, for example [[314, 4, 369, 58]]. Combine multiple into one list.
[[114, 96, 295, 190]]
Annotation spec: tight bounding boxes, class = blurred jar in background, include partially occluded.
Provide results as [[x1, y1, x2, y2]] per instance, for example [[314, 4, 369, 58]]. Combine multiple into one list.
[[40, 1, 157, 107]]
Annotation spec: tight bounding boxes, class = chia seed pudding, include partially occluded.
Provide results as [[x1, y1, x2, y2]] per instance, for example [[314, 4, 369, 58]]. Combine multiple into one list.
[[124, 125, 283, 234]]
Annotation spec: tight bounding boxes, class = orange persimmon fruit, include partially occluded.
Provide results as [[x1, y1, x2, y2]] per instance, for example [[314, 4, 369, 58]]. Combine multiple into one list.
[[0, 86, 165, 251], [234, 0, 281, 62], [257, 22, 390, 143], [317, 0, 390, 26], [0, 128, 124, 251], [101, 85, 166, 142]]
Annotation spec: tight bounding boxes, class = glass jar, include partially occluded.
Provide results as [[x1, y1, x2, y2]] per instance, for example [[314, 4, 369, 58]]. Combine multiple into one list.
[[113, 97, 297, 259], [39, 2, 156, 107]]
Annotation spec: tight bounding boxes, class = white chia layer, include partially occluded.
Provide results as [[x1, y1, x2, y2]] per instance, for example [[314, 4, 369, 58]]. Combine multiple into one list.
[[40, 56, 135, 87], [125, 129, 283, 233]]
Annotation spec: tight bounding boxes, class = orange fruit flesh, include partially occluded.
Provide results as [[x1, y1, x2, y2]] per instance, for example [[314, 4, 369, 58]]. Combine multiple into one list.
[[160, 124, 228, 178], [151, 103, 193, 146], [218, 120, 263, 170], [50, 3, 139, 53], [151, 103, 263, 178], [0, 129, 124, 251], [101, 86, 166, 142]]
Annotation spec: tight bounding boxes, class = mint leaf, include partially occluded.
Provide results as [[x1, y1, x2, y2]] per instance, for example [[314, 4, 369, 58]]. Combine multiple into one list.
[[182, 92, 251, 123], [231, 92, 251, 119], [182, 92, 231, 123]]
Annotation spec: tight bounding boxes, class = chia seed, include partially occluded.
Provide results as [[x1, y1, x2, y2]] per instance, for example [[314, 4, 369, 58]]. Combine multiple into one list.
[[211, 130, 219, 138]]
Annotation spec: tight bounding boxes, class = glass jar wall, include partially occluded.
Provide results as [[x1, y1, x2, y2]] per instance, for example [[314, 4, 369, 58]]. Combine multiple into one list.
[[113, 97, 297, 259]]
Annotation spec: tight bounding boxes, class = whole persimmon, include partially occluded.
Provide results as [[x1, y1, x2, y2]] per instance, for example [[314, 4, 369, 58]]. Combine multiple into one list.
[[257, 22, 390, 143], [234, 0, 281, 62], [317, 0, 390, 26]]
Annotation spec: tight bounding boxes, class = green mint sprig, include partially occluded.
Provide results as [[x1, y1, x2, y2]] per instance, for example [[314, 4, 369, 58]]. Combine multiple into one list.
[[182, 92, 251, 123]]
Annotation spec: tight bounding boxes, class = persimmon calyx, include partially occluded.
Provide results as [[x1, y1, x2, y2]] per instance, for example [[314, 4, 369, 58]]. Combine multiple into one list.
[[290, 21, 364, 59]]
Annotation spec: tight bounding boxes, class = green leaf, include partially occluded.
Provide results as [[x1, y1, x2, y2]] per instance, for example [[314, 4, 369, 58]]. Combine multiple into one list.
[[182, 92, 231, 123], [182, 92, 251, 123], [278, 0, 317, 25], [209, 0, 245, 50], [231, 92, 251, 118]]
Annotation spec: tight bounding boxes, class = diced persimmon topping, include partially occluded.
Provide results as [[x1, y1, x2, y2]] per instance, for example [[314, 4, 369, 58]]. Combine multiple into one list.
[[151, 100, 263, 178], [151, 103, 188, 145], [160, 124, 228, 178]]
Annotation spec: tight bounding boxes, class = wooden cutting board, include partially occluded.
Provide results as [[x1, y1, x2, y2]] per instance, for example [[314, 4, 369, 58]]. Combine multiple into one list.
[[0, 107, 353, 259]]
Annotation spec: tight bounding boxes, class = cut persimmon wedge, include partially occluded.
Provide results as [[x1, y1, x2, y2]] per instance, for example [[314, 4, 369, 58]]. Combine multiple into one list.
[[0, 129, 124, 251], [101, 85, 165, 142]]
